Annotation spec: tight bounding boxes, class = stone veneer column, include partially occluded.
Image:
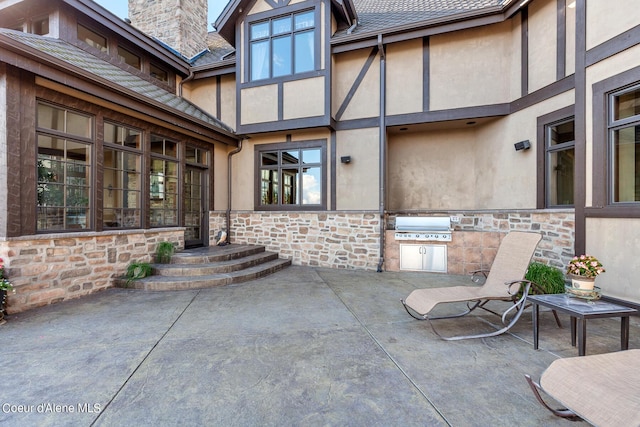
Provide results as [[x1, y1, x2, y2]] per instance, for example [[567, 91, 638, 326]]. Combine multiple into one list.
[[128, 0, 208, 59]]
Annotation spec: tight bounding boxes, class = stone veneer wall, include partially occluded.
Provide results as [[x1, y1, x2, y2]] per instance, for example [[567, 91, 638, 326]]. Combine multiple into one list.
[[129, 0, 208, 59], [385, 210, 575, 274], [1, 229, 184, 314], [210, 211, 381, 269]]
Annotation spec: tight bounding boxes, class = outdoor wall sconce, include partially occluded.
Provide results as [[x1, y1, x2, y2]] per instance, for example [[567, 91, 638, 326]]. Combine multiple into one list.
[[341, 156, 351, 164], [514, 140, 531, 151]]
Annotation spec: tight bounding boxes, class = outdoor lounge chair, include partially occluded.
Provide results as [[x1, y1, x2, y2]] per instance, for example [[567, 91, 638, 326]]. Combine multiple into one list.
[[401, 231, 542, 340], [525, 350, 640, 426]]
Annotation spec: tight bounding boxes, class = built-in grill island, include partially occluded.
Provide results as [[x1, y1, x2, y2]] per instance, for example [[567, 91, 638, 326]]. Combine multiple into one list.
[[394, 216, 453, 272]]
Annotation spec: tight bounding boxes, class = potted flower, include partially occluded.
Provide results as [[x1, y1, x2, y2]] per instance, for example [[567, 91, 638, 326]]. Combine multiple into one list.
[[566, 254, 605, 291], [0, 257, 14, 321]]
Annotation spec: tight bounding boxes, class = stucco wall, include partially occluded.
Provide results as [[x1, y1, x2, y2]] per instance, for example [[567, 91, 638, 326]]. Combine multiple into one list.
[[586, 0, 639, 50], [429, 20, 515, 110], [586, 218, 640, 303], [332, 49, 380, 120], [241, 85, 279, 124], [528, 0, 558, 93], [283, 77, 325, 120], [387, 127, 477, 210], [335, 127, 379, 210], [386, 38, 423, 116]]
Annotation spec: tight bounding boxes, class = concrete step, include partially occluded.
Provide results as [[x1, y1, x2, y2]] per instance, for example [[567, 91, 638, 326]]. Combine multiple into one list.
[[119, 258, 292, 291], [153, 251, 280, 276], [169, 244, 266, 264]]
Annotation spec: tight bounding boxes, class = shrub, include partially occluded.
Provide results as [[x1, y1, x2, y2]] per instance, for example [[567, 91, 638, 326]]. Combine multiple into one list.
[[525, 262, 565, 294], [155, 242, 175, 264], [125, 262, 152, 285]]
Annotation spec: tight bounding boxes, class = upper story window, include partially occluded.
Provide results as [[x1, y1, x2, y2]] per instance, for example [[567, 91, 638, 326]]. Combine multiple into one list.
[[118, 46, 141, 70], [32, 16, 49, 35], [609, 85, 640, 203], [546, 118, 575, 206], [150, 63, 169, 83], [249, 10, 315, 81], [78, 23, 107, 53]]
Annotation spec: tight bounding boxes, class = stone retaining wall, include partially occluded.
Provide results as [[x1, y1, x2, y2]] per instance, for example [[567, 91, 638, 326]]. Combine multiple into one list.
[[1, 229, 184, 314], [210, 211, 381, 270], [211, 209, 574, 273]]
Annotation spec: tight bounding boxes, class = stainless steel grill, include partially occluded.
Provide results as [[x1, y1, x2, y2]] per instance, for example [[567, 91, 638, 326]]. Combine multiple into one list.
[[394, 216, 452, 242]]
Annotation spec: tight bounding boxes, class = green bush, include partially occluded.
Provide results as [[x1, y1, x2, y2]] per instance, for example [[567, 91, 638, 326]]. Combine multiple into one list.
[[525, 262, 565, 294], [125, 262, 152, 285], [155, 242, 175, 264]]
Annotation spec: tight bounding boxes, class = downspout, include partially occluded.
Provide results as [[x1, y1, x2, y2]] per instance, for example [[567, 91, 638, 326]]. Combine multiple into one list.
[[178, 69, 195, 97], [346, 19, 358, 35], [377, 34, 386, 273], [226, 139, 243, 243]]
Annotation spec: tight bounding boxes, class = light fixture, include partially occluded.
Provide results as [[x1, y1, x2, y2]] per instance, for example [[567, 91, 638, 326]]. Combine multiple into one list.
[[514, 140, 531, 151], [107, 184, 113, 196], [340, 156, 351, 164], [567, 1, 576, 8]]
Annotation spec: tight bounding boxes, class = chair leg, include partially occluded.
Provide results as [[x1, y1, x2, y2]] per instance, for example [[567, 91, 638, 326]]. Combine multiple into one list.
[[524, 374, 582, 421]]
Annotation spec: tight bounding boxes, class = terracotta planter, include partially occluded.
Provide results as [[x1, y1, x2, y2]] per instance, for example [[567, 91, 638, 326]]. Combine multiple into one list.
[[569, 274, 596, 291]]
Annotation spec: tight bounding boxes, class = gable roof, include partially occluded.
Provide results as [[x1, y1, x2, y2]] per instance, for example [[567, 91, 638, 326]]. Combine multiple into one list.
[[344, 0, 510, 37], [208, 0, 518, 66], [0, 29, 237, 142]]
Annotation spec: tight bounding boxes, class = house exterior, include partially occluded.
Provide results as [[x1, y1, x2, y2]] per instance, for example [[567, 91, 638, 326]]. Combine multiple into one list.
[[0, 0, 639, 313]]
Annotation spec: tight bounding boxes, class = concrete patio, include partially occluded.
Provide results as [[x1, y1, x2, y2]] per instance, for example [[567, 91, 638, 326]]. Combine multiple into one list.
[[1, 266, 638, 426]]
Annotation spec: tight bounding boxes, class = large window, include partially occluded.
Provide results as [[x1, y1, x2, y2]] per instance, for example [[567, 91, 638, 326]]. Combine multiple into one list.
[[609, 85, 640, 203], [150, 135, 179, 226], [249, 10, 315, 81], [36, 103, 93, 231], [256, 141, 325, 210], [103, 122, 142, 228], [546, 118, 575, 206]]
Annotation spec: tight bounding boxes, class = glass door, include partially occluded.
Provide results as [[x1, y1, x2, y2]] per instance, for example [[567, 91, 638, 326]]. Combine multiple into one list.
[[184, 167, 206, 247]]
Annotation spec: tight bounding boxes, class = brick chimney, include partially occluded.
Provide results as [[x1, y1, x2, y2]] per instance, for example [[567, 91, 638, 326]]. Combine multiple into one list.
[[128, 0, 208, 60]]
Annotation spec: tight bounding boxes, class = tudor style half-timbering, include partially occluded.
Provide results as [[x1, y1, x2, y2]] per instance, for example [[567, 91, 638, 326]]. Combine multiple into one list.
[[1, 0, 640, 311]]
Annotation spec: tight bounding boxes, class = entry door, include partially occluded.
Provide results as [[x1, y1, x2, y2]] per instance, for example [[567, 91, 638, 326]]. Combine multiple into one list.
[[184, 167, 206, 248]]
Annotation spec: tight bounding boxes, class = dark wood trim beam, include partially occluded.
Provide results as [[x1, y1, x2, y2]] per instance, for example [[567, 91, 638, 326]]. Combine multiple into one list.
[[216, 75, 222, 121], [557, 0, 566, 80], [423, 37, 430, 112], [521, 7, 529, 97], [386, 104, 510, 127], [330, 130, 336, 210], [335, 47, 378, 121], [586, 24, 640, 67], [574, 0, 587, 255], [238, 115, 331, 135], [511, 75, 575, 113]]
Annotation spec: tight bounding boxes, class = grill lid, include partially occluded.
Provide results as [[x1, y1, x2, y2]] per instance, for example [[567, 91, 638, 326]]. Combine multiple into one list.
[[395, 216, 451, 232]]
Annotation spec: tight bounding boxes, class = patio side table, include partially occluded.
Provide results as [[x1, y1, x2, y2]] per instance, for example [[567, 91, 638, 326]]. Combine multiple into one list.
[[529, 293, 638, 356]]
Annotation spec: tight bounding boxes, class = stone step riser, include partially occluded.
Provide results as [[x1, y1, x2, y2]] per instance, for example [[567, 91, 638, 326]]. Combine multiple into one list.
[[122, 259, 291, 291], [153, 252, 279, 276], [170, 246, 265, 265], [117, 244, 290, 291]]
